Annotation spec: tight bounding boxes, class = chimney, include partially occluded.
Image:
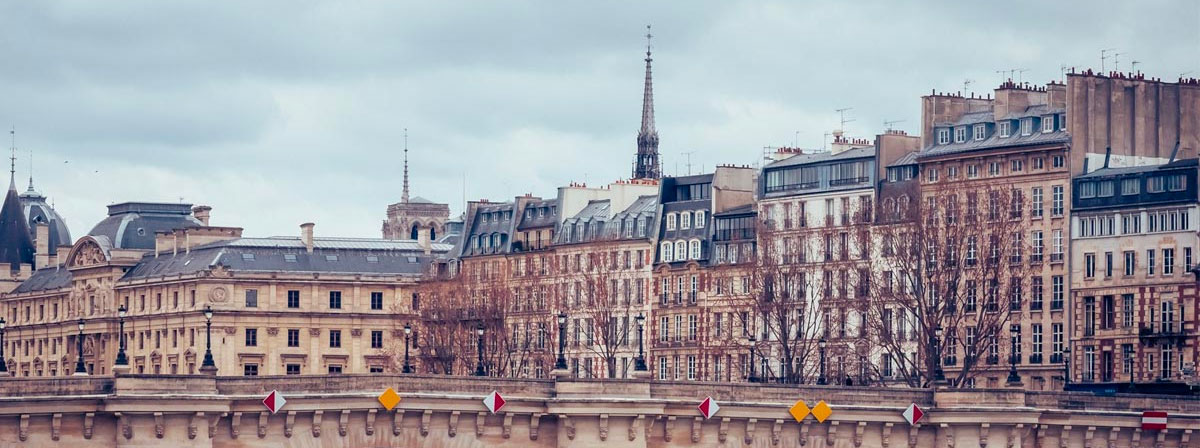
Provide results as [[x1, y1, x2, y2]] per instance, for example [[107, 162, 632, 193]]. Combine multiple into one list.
[[417, 225, 432, 255], [34, 222, 50, 270], [192, 205, 212, 226], [300, 223, 315, 253]]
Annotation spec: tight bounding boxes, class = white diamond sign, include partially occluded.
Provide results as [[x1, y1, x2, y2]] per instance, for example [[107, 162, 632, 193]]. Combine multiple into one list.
[[483, 390, 507, 414], [697, 396, 720, 419], [902, 403, 924, 425]]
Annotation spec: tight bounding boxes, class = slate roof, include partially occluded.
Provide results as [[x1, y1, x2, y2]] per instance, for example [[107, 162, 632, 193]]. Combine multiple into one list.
[[10, 267, 71, 294], [556, 195, 658, 244], [87, 202, 203, 250], [0, 181, 35, 267], [1077, 158, 1199, 179], [918, 130, 1069, 159], [887, 151, 919, 167], [765, 146, 876, 169], [19, 187, 72, 255]]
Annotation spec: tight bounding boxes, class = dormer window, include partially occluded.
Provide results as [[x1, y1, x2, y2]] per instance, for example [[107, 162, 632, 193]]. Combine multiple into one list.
[[1021, 118, 1033, 136], [937, 129, 950, 145], [999, 121, 1011, 138], [954, 127, 966, 143], [1059, 113, 1067, 131], [666, 213, 677, 231], [973, 124, 986, 141], [1042, 115, 1054, 133]]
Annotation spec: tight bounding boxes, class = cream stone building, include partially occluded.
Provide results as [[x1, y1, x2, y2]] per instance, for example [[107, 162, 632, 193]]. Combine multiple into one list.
[[1, 201, 449, 378]]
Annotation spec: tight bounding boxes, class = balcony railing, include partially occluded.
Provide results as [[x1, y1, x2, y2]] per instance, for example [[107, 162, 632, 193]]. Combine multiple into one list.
[[1029, 354, 1043, 364], [829, 176, 869, 187]]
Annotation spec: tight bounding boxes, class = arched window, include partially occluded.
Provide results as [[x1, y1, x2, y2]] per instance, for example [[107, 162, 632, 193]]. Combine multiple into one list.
[[410, 224, 419, 240], [689, 239, 702, 259], [882, 198, 896, 219], [430, 226, 437, 241], [674, 241, 686, 262], [680, 212, 692, 229], [898, 195, 910, 217], [694, 210, 706, 228], [660, 242, 673, 262], [666, 213, 677, 231]]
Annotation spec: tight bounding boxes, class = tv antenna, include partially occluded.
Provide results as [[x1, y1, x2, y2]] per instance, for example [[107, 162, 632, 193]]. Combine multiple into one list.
[[1016, 69, 1029, 84], [835, 107, 854, 133], [1060, 64, 1070, 82], [963, 79, 973, 96], [884, 119, 905, 131], [1113, 52, 1125, 72], [680, 151, 696, 175], [1100, 48, 1117, 72], [1131, 60, 1140, 73]]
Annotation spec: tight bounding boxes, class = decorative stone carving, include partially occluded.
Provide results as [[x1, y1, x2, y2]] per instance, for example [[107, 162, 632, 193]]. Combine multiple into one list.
[[1182, 429, 1192, 448], [1084, 426, 1095, 448], [266, 327, 279, 336], [1156, 430, 1167, 448], [393, 410, 404, 436], [118, 412, 132, 440], [155, 412, 165, 438], [52, 413, 62, 441], [285, 411, 296, 438], [882, 422, 893, 448], [980, 423, 990, 448], [940, 423, 953, 448], [420, 410, 431, 436], [502, 413, 513, 439], [351, 328, 363, 337], [448, 411, 459, 437], [746, 418, 758, 445], [476, 411, 487, 437], [718, 417, 729, 443], [1060, 425, 1072, 448], [71, 242, 106, 267], [312, 410, 323, 438], [774, 419, 786, 446], [258, 412, 268, 438], [1108, 427, 1121, 448], [209, 413, 221, 439], [802, 420, 812, 446], [828, 420, 840, 447], [664, 416, 675, 443], [691, 416, 701, 443], [310, 328, 323, 336], [231, 411, 242, 439], [854, 421, 866, 447], [84, 413, 95, 439], [1009, 423, 1024, 448], [1132, 428, 1142, 447], [209, 285, 229, 302], [366, 409, 376, 436], [18, 414, 29, 442], [338, 410, 349, 437], [909, 424, 920, 447], [529, 413, 541, 441], [599, 414, 609, 441], [562, 415, 574, 440], [629, 415, 644, 441]]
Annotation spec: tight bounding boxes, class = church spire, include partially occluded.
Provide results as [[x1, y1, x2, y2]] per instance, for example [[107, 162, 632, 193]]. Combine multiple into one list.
[[402, 128, 410, 204], [8, 127, 16, 191], [633, 25, 661, 180]]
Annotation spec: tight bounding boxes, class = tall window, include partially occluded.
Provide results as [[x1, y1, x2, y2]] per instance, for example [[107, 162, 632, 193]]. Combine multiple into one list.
[[370, 292, 384, 310], [666, 213, 677, 231], [680, 212, 691, 229], [245, 289, 258, 308], [1051, 186, 1064, 216], [1164, 248, 1175, 275], [999, 121, 1011, 137], [938, 129, 950, 144], [287, 329, 300, 347], [695, 210, 706, 228], [660, 242, 673, 262], [1050, 276, 1064, 310], [1051, 323, 1064, 359], [1032, 324, 1043, 362], [371, 330, 383, 349], [973, 124, 986, 141], [1031, 187, 1043, 218], [1147, 249, 1156, 275], [245, 328, 258, 347], [329, 330, 342, 348], [1051, 230, 1064, 262], [954, 127, 966, 143], [329, 291, 342, 309], [287, 290, 300, 308], [1124, 251, 1136, 276]]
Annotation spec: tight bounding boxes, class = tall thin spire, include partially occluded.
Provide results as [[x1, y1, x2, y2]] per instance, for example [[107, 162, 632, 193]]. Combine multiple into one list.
[[633, 25, 662, 180], [402, 128, 410, 204], [27, 141, 34, 192], [8, 127, 16, 191]]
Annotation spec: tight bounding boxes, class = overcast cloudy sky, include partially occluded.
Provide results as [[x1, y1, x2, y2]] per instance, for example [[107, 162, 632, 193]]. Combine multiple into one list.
[[2, 1, 1197, 239]]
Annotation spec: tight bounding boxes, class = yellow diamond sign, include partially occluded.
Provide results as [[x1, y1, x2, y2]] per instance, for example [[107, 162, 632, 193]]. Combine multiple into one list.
[[811, 400, 832, 422], [789, 399, 811, 422], [378, 387, 401, 411]]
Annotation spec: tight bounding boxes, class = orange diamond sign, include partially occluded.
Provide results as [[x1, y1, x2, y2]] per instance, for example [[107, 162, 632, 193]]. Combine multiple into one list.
[[789, 399, 811, 422], [378, 387, 401, 411], [811, 400, 832, 422]]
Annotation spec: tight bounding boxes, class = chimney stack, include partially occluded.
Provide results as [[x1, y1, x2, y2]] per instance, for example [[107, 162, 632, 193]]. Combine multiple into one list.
[[192, 205, 212, 226], [300, 222, 315, 253], [34, 222, 50, 270], [417, 225, 432, 255]]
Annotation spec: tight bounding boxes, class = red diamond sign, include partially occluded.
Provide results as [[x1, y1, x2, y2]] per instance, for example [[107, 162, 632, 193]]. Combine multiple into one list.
[[483, 390, 506, 414], [262, 390, 286, 414], [697, 396, 720, 419], [902, 403, 924, 425]]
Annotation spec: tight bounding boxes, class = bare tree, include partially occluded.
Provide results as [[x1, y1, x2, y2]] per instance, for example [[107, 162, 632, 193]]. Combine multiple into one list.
[[561, 242, 642, 379], [862, 185, 1031, 387]]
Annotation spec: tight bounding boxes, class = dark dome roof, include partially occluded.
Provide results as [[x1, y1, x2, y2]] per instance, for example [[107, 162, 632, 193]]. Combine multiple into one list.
[[19, 186, 72, 255], [87, 202, 203, 250]]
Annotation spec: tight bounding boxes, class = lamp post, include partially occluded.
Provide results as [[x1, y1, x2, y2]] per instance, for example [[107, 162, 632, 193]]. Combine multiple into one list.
[[1062, 346, 1071, 388], [933, 325, 946, 383], [1007, 325, 1021, 385], [747, 335, 758, 383], [73, 318, 88, 376], [474, 323, 486, 376], [199, 305, 217, 375], [115, 305, 129, 370], [555, 313, 568, 370], [402, 323, 413, 373], [1126, 348, 1136, 392], [0, 317, 7, 375], [634, 314, 647, 371], [817, 338, 828, 385]]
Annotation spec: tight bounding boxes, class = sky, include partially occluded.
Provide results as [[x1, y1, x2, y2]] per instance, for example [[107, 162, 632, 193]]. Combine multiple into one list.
[[1, 0, 1197, 240]]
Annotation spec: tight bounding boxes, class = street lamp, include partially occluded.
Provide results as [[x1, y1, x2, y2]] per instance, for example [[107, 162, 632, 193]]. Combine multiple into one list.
[[817, 338, 828, 385], [747, 335, 759, 383], [115, 305, 129, 369], [933, 325, 946, 383], [402, 323, 413, 374], [1062, 346, 1071, 388], [0, 317, 7, 375], [1126, 348, 1136, 392], [555, 313, 568, 370], [474, 323, 486, 376], [1007, 325, 1021, 385], [199, 305, 217, 375], [634, 313, 647, 371], [73, 318, 88, 376]]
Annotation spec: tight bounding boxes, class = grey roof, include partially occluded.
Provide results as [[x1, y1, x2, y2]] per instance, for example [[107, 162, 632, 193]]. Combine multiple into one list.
[[87, 202, 203, 250], [19, 187, 72, 255], [618, 195, 658, 217], [571, 200, 611, 221], [516, 198, 558, 230], [1077, 158, 1198, 179], [918, 130, 1069, 159], [1002, 105, 1064, 120], [10, 267, 72, 294], [765, 146, 876, 169], [556, 195, 658, 244], [232, 237, 452, 252], [941, 111, 994, 127], [0, 182, 35, 267], [887, 151, 919, 167], [409, 196, 436, 204]]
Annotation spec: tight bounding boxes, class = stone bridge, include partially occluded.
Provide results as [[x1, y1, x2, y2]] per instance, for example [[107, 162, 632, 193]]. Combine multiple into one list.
[[0, 374, 1196, 447]]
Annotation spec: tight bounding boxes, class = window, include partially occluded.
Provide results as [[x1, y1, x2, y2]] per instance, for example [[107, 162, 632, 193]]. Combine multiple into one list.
[[1051, 323, 1064, 360], [660, 242, 673, 262], [1021, 118, 1032, 135], [329, 291, 342, 309], [1122, 294, 1134, 328], [926, 168, 938, 182], [328, 365, 343, 374], [371, 330, 383, 349], [1051, 230, 1064, 262], [1121, 178, 1140, 195], [1105, 252, 1113, 277], [1083, 346, 1095, 382], [245, 289, 258, 308], [1011, 159, 1023, 172], [675, 241, 686, 262], [286, 364, 301, 375], [329, 330, 342, 348], [1031, 277, 1044, 310], [1032, 324, 1043, 362], [967, 164, 979, 179], [245, 328, 258, 347], [666, 213, 677, 231], [1164, 248, 1175, 275], [680, 212, 691, 229], [287, 329, 300, 347], [1123, 251, 1136, 276], [1042, 115, 1054, 133], [688, 239, 701, 260], [954, 127, 966, 143], [1051, 186, 1064, 216], [284, 254, 297, 262], [695, 210, 706, 228], [287, 290, 300, 308], [658, 357, 668, 380], [686, 355, 696, 380], [1052, 155, 1065, 168], [688, 315, 697, 341], [1033, 157, 1044, 169], [937, 129, 950, 144], [1147, 249, 1156, 275], [1050, 276, 1064, 310], [1031, 187, 1043, 218], [1187, 247, 1194, 271], [1123, 214, 1142, 234], [1079, 182, 1096, 198], [973, 124, 986, 141], [244, 364, 259, 376], [325, 255, 338, 262], [370, 292, 384, 310], [988, 162, 1000, 176], [947, 165, 959, 179], [999, 121, 1011, 137], [1032, 231, 1044, 263]]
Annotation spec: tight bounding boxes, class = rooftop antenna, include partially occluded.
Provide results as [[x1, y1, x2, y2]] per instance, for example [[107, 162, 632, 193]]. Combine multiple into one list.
[[680, 151, 696, 175], [1015, 68, 1029, 84], [1131, 60, 1141, 73], [8, 126, 15, 188], [963, 79, 973, 96], [884, 119, 905, 131], [835, 107, 854, 133], [822, 131, 832, 151], [1100, 48, 1117, 72], [1182, 71, 1195, 79], [793, 130, 800, 147], [995, 68, 1017, 83], [1113, 52, 1125, 72], [1060, 64, 1070, 82]]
